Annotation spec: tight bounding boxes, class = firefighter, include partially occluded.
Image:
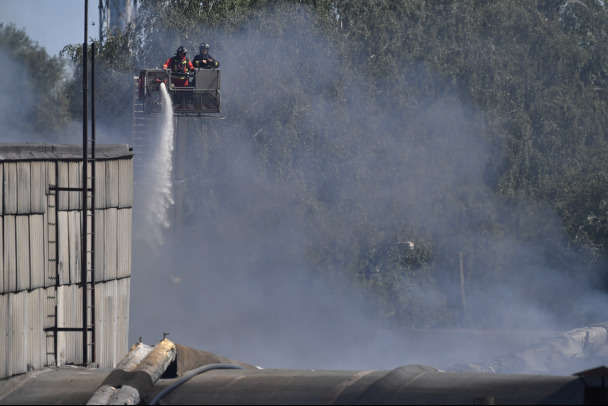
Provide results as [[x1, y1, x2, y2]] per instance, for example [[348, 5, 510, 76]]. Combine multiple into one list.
[[163, 46, 194, 87], [193, 43, 220, 69]]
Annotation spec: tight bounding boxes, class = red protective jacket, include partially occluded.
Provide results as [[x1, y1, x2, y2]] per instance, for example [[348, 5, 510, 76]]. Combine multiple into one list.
[[163, 55, 195, 86]]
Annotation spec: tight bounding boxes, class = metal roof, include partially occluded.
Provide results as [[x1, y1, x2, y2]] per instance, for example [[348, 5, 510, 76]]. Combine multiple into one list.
[[0, 144, 134, 161]]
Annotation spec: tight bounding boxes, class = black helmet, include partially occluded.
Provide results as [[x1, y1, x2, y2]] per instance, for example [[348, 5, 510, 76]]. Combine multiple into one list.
[[176, 46, 187, 55], [199, 43, 210, 52]]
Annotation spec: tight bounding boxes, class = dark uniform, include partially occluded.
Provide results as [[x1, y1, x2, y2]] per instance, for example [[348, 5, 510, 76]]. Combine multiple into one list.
[[193, 43, 220, 69]]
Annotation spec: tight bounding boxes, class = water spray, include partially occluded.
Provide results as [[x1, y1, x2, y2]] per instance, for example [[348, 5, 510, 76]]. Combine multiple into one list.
[[145, 82, 175, 245]]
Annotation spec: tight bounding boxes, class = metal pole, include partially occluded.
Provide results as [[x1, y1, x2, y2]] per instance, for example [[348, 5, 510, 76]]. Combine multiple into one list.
[[91, 41, 97, 364], [82, 0, 89, 366]]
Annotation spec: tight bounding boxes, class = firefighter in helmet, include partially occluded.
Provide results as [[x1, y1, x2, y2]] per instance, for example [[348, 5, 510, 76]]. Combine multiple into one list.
[[193, 43, 220, 69], [163, 46, 194, 87]]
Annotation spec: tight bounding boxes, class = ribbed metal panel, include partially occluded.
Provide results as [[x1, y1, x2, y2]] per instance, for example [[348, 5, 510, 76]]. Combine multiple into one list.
[[30, 214, 45, 289], [30, 161, 46, 214], [105, 208, 118, 280], [57, 284, 83, 366], [0, 217, 3, 292], [42, 210, 50, 289], [27, 289, 45, 371], [56, 161, 69, 211], [105, 160, 120, 208], [66, 285, 82, 365], [43, 287, 55, 330], [68, 161, 81, 211], [95, 160, 106, 210], [117, 209, 132, 279], [94, 278, 131, 368], [4, 215, 16, 293], [68, 210, 82, 285], [117, 277, 130, 365], [17, 162, 31, 214], [56, 285, 67, 366], [94, 282, 106, 366], [57, 211, 69, 285], [44, 286, 56, 368], [4, 292, 14, 377], [16, 215, 30, 292], [45, 161, 56, 195], [95, 210, 105, 282], [118, 158, 133, 208], [4, 162, 17, 214], [101, 281, 116, 368], [11, 290, 27, 375], [0, 293, 8, 377], [0, 163, 3, 215]]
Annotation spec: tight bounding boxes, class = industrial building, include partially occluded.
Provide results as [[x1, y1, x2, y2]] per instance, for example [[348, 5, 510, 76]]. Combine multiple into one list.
[[0, 143, 133, 377]]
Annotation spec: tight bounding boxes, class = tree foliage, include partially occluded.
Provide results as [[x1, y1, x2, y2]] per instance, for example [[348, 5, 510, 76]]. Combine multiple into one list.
[[0, 23, 72, 138], [39, 0, 608, 328]]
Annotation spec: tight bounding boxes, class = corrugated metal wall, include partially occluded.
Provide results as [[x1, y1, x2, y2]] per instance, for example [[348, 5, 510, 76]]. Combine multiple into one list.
[[0, 146, 133, 379]]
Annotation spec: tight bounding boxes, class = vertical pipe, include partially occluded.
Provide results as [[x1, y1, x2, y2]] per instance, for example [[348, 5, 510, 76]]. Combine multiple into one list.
[[91, 41, 97, 364], [82, 0, 89, 366], [53, 163, 59, 366]]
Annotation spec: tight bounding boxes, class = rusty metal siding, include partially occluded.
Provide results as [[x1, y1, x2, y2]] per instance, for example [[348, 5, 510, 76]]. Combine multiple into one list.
[[119, 159, 133, 208], [30, 161, 46, 214], [4, 162, 17, 214], [3, 215, 16, 292], [16, 215, 30, 291], [30, 214, 45, 289], [105, 208, 118, 281], [117, 209, 132, 279], [105, 160, 119, 208]]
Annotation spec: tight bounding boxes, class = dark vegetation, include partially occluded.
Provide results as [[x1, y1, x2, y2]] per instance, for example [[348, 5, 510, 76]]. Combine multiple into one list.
[[3, 0, 607, 330]]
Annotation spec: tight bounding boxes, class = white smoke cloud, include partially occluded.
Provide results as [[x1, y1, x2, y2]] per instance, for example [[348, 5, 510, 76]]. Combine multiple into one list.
[[119, 5, 608, 373]]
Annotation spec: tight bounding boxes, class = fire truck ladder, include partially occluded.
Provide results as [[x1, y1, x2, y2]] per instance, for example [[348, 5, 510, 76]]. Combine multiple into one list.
[[132, 75, 156, 184]]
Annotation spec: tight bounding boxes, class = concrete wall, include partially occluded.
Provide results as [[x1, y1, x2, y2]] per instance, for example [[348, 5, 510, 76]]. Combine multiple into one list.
[[0, 144, 134, 379]]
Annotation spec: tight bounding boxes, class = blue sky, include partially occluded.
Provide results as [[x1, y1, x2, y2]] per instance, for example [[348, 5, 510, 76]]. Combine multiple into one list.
[[0, 0, 99, 57]]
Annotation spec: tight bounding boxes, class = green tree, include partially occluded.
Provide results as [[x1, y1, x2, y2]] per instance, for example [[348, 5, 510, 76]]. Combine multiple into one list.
[[63, 0, 608, 329], [0, 23, 72, 139]]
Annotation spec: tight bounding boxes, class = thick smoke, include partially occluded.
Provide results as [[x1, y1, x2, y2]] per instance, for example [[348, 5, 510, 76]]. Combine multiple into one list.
[[126, 5, 608, 374], [3, 4, 599, 373]]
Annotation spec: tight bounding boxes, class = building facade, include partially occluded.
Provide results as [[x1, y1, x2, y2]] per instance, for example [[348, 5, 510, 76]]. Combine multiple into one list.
[[0, 144, 133, 379]]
